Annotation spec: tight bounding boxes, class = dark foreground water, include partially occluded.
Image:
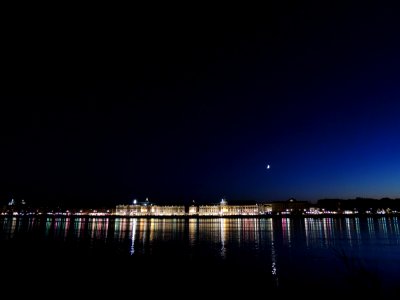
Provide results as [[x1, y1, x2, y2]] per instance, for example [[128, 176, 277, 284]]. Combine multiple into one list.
[[1, 216, 400, 297]]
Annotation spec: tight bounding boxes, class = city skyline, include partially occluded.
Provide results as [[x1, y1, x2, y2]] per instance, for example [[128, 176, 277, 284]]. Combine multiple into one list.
[[2, 4, 400, 207]]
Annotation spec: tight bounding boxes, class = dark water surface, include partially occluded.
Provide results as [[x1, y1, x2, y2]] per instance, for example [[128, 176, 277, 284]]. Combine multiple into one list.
[[1, 216, 400, 296]]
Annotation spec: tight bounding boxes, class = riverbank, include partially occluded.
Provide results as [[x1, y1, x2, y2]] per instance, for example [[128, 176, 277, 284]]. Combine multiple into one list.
[[1, 213, 399, 219]]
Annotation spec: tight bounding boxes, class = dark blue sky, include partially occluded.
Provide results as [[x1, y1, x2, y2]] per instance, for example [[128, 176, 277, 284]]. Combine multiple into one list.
[[2, 3, 400, 207]]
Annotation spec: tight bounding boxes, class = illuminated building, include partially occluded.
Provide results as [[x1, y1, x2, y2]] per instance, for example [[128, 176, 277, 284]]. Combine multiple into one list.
[[115, 198, 306, 217]]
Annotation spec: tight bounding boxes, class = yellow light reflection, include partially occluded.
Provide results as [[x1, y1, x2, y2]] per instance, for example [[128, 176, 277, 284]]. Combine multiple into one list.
[[130, 218, 137, 255]]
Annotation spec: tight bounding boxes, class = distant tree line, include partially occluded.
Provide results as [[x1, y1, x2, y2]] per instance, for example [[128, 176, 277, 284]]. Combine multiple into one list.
[[317, 197, 400, 212]]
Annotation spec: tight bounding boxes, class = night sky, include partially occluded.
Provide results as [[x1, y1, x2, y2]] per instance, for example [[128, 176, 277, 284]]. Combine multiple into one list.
[[2, 3, 400, 207]]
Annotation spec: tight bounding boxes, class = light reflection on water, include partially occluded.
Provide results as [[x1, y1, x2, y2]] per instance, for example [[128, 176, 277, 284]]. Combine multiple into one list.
[[1, 216, 400, 293], [2, 216, 400, 249], [2, 216, 400, 248]]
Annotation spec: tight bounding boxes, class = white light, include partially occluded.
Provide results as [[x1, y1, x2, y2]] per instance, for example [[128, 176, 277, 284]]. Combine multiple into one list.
[[266, 164, 270, 169]]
